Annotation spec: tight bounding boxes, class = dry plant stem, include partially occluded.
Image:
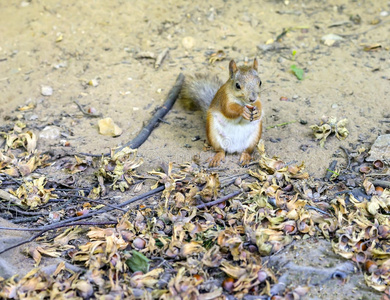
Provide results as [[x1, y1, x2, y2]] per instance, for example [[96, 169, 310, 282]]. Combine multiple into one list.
[[118, 73, 184, 152], [196, 190, 241, 209], [154, 48, 169, 69], [0, 221, 117, 255], [73, 100, 102, 118], [55, 192, 127, 212], [0, 205, 48, 216], [340, 19, 390, 37], [340, 146, 351, 171], [325, 160, 337, 180], [305, 205, 332, 216]]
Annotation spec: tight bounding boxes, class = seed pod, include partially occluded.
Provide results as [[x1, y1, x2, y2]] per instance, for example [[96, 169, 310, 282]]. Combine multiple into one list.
[[359, 165, 371, 174], [222, 277, 235, 292], [257, 270, 267, 282], [375, 186, 384, 196], [132, 237, 146, 249], [373, 160, 384, 169], [364, 260, 377, 273]]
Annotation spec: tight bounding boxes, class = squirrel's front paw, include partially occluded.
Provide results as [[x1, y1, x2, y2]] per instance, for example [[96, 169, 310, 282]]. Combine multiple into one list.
[[243, 106, 261, 122], [242, 106, 252, 121], [251, 107, 261, 121], [208, 151, 225, 167]]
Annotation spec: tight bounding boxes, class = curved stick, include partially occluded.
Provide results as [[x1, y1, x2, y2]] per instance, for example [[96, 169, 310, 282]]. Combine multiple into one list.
[[117, 73, 184, 151]]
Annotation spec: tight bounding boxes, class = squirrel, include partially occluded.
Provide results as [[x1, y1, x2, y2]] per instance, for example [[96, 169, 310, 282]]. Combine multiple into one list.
[[180, 58, 263, 167]]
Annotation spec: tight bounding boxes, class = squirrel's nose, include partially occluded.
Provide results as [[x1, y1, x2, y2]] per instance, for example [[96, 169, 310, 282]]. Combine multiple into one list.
[[249, 93, 257, 102]]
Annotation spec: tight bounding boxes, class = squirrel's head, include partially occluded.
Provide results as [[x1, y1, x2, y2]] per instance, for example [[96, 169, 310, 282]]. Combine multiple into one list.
[[228, 58, 262, 104]]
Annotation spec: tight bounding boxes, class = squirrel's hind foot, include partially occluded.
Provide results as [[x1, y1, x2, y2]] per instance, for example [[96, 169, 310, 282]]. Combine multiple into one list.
[[208, 151, 225, 167], [239, 152, 252, 167]]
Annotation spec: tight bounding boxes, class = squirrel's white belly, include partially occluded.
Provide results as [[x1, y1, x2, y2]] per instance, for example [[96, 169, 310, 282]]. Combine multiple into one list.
[[212, 111, 261, 153]]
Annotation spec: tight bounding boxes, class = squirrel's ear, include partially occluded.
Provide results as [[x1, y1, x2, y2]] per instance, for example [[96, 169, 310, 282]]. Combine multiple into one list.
[[229, 60, 237, 77], [253, 58, 258, 71]]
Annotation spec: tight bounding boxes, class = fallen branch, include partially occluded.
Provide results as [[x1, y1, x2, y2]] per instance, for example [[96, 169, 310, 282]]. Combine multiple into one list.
[[0, 221, 117, 255], [0, 205, 49, 216], [196, 190, 241, 209], [117, 73, 184, 152], [78, 73, 184, 157], [372, 180, 390, 189], [0, 186, 165, 254]]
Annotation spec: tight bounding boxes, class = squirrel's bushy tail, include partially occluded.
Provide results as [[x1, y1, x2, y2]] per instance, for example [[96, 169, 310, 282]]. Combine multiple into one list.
[[180, 74, 223, 112]]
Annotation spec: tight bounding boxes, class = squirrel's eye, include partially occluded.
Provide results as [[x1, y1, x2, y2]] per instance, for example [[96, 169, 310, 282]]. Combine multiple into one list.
[[259, 80, 262, 87], [235, 82, 241, 90]]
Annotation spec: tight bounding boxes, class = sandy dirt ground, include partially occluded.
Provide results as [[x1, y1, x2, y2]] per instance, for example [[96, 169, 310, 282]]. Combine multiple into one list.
[[0, 0, 389, 298]]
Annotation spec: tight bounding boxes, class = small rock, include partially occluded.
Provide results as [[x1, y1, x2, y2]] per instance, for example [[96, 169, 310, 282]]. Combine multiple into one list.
[[39, 126, 61, 140], [321, 34, 343, 46], [98, 118, 122, 137], [207, 12, 215, 22], [332, 103, 338, 108], [292, 95, 299, 100], [41, 85, 53, 96], [53, 62, 67, 69], [182, 36, 195, 49], [300, 144, 309, 152], [270, 137, 281, 143], [380, 11, 389, 17], [27, 114, 39, 121], [367, 134, 390, 162]]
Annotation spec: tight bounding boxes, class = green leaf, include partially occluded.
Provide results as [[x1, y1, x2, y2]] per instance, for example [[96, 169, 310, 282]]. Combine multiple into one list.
[[291, 50, 297, 60], [290, 65, 304, 80], [125, 250, 150, 273]]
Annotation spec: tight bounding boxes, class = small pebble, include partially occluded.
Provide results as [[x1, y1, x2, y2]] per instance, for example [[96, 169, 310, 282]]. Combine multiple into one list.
[[270, 137, 281, 143], [300, 144, 309, 151], [380, 11, 389, 17], [39, 126, 61, 140], [182, 36, 195, 49], [332, 103, 338, 108], [292, 95, 299, 100], [41, 85, 53, 96], [28, 114, 39, 121]]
